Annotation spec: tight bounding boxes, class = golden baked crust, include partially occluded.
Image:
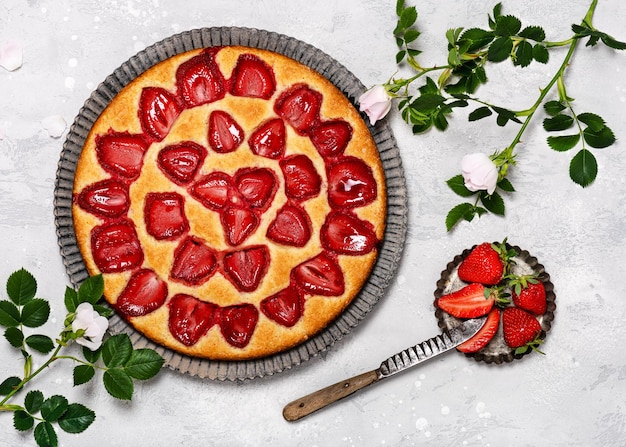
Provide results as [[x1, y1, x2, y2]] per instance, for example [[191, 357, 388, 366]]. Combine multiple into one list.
[[73, 46, 386, 360]]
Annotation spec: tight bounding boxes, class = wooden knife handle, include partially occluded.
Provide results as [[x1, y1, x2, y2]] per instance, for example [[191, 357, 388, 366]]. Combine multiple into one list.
[[283, 369, 380, 421]]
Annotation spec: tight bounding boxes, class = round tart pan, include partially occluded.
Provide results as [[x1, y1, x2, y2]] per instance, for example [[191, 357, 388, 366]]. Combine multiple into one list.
[[434, 243, 556, 364], [53, 27, 408, 381]]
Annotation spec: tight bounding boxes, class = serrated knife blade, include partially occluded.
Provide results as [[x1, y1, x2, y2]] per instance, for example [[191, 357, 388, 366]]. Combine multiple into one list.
[[283, 317, 486, 422]]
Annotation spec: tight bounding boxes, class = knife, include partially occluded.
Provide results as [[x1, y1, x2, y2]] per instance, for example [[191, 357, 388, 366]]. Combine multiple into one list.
[[282, 316, 486, 421]]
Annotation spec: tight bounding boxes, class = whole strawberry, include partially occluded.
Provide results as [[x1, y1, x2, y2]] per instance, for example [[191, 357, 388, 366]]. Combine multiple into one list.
[[502, 307, 543, 354], [458, 242, 510, 285], [512, 280, 547, 315]]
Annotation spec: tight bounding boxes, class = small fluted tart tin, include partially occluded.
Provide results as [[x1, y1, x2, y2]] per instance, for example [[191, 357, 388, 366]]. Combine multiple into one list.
[[434, 243, 556, 364]]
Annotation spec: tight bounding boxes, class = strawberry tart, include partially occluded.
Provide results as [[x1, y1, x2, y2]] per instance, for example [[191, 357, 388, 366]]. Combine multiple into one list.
[[71, 45, 387, 360], [434, 241, 556, 363]]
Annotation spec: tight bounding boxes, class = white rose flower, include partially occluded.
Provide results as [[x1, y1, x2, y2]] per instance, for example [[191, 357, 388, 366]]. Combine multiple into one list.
[[72, 302, 109, 351], [461, 152, 499, 195], [358, 85, 392, 125]]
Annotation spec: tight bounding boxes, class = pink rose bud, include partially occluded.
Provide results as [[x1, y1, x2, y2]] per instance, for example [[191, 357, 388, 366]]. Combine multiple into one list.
[[358, 85, 392, 125], [461, 153, 498, 195]]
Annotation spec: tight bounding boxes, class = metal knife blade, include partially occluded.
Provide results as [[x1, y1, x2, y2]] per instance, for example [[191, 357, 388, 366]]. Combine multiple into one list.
[[283, 316, 486, 422]]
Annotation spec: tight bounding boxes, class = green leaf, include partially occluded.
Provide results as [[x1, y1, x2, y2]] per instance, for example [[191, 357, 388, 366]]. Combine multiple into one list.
[[396, 0, 405, 16], [102, 334, 133, 368], [124, 349, 165, 380], [58, 403, 95, 434], [544, 100, 565, 116], [410, 93, 445, 112], [399, 6, 417, 29], [404, 28, 420, 43], [577, 112, 605, 132], [6, 268, 37, 306], [395, 50, 406, 64], [77, 274, 104, 305], [487, 36, 513, 62], [40, 395, 68, 422], [0, 300, 21, 327], [495, 15, 521, 37], [468, 106, 492, 122], [570, 149, 598, 187], [4, 326, 24, 347], [497, 178, 515, 192], [25, 390, 45, 414], [600, 34, 626, 50], [519, 25, 546, 41], [543, 114, 574, 131], [460, 28, 494, 51], [547, 134, 580, 152], [34, 421, 58, 447], [103, 368, 134, 400], [514, 40, 534, 67], [13, 410, 34, 431], [82, 345, 101, 363], [532, 44, 549, 63], [0, 376, 21, 395], [20, 299, 50, 328], [480, 192, 505, 215], [446, 203, 476, 231], [64, 286, 79, 313], [93, 304, 114, 319], [73, 365, 96, 386], [446, 175, 475, 197], [25, 335, 55, 354], [488, 3, 503, 29], [584, 125, 616, 148]]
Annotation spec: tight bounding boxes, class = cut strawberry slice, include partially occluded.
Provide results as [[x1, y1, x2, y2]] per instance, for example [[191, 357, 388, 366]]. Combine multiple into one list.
[[190, 172, 233, 211], [168, 293, 218, 346], [320, 211, 378, 255], [208, 110, 245, 153], [138, 86, 182, 141], [222, 245, 270, 292], [116, 269, 168, 318], [457, 308, 501, 353], [248, 118, 286, 159], [175, 50, 226, 107], [229, 53, 276, 99], [170, 236, 218, 285], [291, 251, 345, 296], [274, 84, 322, 135], [77, 178, 130, 218], [95, 132, 149, 180], [157, 142, 207, 185], [266, 203, 312, 247], [310, 120, 353, 158], [233, 167, 278, 210], [219, 303, 259, 348], [436, 283, 494, 319], [260, 286, 304, 327], [327, 156, 377, 209], [144, 192, 189, 241], [279, 154, 322, 201], [221, 207, 259, 246], [91, 219, 143, 273]]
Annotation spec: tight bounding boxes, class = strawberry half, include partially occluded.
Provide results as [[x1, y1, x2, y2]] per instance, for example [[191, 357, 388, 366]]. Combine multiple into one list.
[[95, 132, 149, 180], [248, 118, 286, 159], [436, 283, 494, 319], [138, 86, 182, 141], [502, 307, 543, 351], [274, 84, 321, 135], [221, 207, 259, 246], [327, 156, 377, 209], [219, 303, 259, 348], [457, 308, 500, 353], [512, 280, 547, 316], [292, 252, 345, 296], [266, 203, 312, 247], [309, 120, 353, 158], [144, 192, 189, 241], [116, 269, 168, 317], [222, 245, 270, 292], [320, 211, 378, 255], [190, 172, 233, 211], [458, 242, 505, 286], [208, 110, 245, 153], [170, 236, 218, 285], [175, 50, 226, 107], [229, 53, 276, 99], [157, 142, 207, 185], [77, 178, 130, 218], [279, 154, 322, 201], [168, 293, 218, 346], [233, 167, 278, 210], [260, 286, 304, 327], [90, 219, 143, 273]]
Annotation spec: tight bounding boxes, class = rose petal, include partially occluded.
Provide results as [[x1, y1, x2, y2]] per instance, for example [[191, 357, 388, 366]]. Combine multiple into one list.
[[42, 115, 67, 138], [0, 40, 23, 72]]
